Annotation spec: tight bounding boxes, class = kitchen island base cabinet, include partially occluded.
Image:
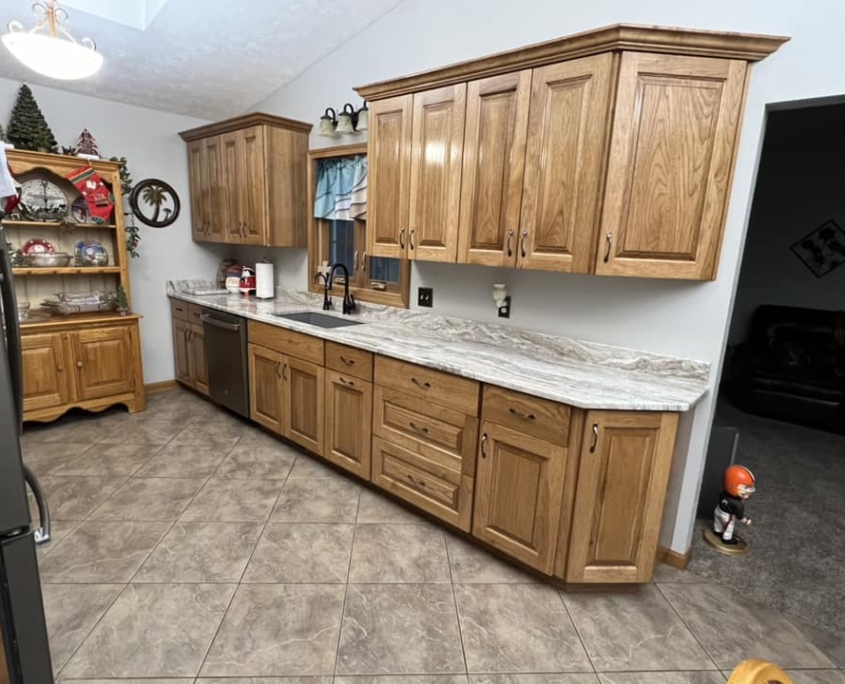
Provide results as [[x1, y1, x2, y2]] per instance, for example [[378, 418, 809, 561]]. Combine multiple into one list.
[[324, 370, 372, 479], [565, 411, 679, 584]]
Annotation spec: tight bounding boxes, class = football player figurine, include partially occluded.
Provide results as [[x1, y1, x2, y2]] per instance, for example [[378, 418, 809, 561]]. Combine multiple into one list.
[[704, 465, 756, 555]]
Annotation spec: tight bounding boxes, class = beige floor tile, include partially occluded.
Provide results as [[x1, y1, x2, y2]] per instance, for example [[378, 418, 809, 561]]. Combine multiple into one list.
[[170, 419, 250, 448], [36, 475, 126, 520], [35, 520, 78, 560], [133, 522, 262, 583], [455, 583, 591, 673], [39, 521, 170, 583], [356, 489, 423, 524], [287, 454, 347, 479], [651, 564, 708, 584], [55, 443, 161, 477], [337, 583, 465, 675], [793, 620, 845, 667], [782, 672, 845, 684], [598, 675, 726, 684], [134, 443, 233, 478], [62, 583, 236, 679], [215, 440, 298, 479], [349, 524, 450, 583], [198, 679, 331, 684], [201, 584, 345, 677], [22, 441, 95, 476], [89, 477, 205, 521], [23, 419, 105, 444], [181, 478, 283, 522], [100, 419, 186, 445], [472, 677, 599, 684], [271, 477, 361, 522], [446, 535, 538, 584], [242, 523, 354, 583], [342, 678, 471, 684]]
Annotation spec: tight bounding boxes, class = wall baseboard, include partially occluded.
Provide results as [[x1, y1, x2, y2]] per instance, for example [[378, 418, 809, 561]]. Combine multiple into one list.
[[656, 545, 692, 570], [144, 380, 179, 394]]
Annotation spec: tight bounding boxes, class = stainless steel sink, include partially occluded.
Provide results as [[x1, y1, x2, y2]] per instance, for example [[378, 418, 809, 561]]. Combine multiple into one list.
[[272, 311, 364, 329]]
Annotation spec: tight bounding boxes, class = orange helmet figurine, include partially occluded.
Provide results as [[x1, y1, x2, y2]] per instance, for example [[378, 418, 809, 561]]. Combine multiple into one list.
[[704, 465, 757, 555]]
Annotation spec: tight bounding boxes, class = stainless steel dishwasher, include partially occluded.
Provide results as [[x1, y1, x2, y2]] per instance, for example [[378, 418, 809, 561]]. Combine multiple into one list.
[[202, 310, 250, 417]]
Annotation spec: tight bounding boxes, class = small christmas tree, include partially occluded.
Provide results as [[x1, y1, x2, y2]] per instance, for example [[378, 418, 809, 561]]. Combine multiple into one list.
[[75, 128, 99, 157], [7, 85, 57, 152], [116, 284, 130, 314], [0, 122, 6, 143]]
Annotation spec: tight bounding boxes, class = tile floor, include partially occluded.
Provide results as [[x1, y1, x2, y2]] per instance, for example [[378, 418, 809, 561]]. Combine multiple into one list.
[[20, 388, 845, 683]]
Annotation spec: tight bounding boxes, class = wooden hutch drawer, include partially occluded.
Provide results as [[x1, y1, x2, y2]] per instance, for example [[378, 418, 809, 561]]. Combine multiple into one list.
[[248, 320, 325, 365], [482, 385, 571, 445], [170, 298, 189, 321], [374, 355, 480, 415], [325, 342, 373, 381]]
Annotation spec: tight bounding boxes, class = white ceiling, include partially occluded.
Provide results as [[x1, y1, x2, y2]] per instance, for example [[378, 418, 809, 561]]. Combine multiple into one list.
[[0, 0, 404, 120]]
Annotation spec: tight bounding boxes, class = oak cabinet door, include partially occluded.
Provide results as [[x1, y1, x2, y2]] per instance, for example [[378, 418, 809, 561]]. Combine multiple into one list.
[[473, 421, 567, 573], [189, 323, 209, 396], [173, 319, 192, 386], [21, 333, 71, 412], [596, 52, 747, 280], [220, 131, 242, 243], [457, 71, 531, 267], [367, 95, 413, 258], [324, 370, 373, 479], [204, 136, 227, 241], [238, 126, 268, 246], [567, 411, 679, 583], [248, 344, 284, 434], [187, 140, 208, 241], [71, 327, 134, 401], [519, 54, 615, 274], [284, 356, 325, 455], [408, 84, 466, 262]]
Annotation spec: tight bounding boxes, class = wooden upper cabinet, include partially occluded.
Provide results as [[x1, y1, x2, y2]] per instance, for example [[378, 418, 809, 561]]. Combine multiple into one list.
[[458, 71, 531, 267], [187, 140, 208, 240], [596, 53, 747, 280], [519, 54, 615, 273], [566, 410, 679, 583], [367, 95, 413, 259], [238, 126, 268, 245], [71, 327, 134, 401], [220, 131, 241, 242], [21, 333, 71, 412], [204, 136, 226, 241], [408, 85, 467, 262]]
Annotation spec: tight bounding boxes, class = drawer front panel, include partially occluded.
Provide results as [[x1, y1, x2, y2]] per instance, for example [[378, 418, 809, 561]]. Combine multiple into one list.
[[374, 355, 480, 414], [372, 436, 473, 531], [325, 342, 373, 381], [482, 385, 571, 445], [248, 320, 325, 365], [170, 299, 189, 321], [374, 385, 477, 476], [187, 303, 205, 325]]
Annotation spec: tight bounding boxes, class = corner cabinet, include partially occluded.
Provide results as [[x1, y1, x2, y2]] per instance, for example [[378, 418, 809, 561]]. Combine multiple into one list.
[[358, 24, 787, 280], [180, 113, 312, 247]]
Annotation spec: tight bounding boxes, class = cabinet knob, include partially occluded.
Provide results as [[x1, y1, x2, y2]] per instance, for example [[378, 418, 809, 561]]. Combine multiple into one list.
[[76, 361, 83, 369], [56, 364, 64, 372], [590, 423, 599, 453]]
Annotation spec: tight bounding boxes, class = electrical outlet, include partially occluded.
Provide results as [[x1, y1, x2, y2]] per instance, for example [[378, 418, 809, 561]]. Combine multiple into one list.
[[497, 296, 512, 319], [418, 287, 433, 307]]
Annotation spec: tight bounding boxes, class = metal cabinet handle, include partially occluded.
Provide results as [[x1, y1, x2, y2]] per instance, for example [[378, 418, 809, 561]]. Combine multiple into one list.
[[506, 229, 514, 257], [603, 232, 613, 263], [201, 315, 241, 332], [339, 377, 356, 387], [409, 227, 415, 250], [276, 362, 283, 379], [283, 363, 289, 380], [406, 474, 426, 489], [481, 432, 488, 458], [590, 423, 599, 453], [361, 252, 367, 272], [399, 228, 406, 250], [520, 229, 528, 258], [509, 407, 536, 421], [339, 355, 355, 366], [411, 378, 431, 390], [409, 421, 429, 435]]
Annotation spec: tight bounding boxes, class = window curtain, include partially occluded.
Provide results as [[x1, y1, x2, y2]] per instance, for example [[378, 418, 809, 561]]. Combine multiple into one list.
[[314, 155, 367, 220]]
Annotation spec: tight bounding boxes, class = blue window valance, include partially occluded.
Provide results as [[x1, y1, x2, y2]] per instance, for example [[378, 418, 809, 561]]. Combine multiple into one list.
[[314, 155, 367, 220]]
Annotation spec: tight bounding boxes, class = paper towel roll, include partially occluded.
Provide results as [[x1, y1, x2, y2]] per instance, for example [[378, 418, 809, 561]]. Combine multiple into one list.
[[255, 262, 275, 299]]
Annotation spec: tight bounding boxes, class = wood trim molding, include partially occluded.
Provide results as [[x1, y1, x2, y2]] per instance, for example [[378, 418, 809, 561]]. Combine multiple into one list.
[[656, 544, 693, 570], [179, 112, 313, 141], [310, 143, 368, 159], [144, 379, 179, 394], [355, 23, 789, 100]]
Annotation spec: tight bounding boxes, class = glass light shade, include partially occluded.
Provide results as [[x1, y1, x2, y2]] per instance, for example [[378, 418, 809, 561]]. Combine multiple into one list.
[[356, 107, 369, 131], [318, 117, 337, 137], [335, 113, 355, 135], [2, 31, 103, 80]]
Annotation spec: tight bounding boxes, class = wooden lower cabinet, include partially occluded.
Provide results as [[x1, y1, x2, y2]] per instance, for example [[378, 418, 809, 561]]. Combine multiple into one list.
[[566, 411, 679, 583], [189, 323, 209, 396], [22, 317, 145, 422], [285, 356, 324, 454], [173, 319, 192, 385], [248, 343, 285, 434], [171, 306, 209, 396], [472, 420, 568, 573], [324, 370, 373, 479]]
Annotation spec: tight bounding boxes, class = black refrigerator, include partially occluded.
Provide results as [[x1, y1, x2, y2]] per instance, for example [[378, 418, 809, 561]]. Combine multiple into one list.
[[0, 215, 54, 683]]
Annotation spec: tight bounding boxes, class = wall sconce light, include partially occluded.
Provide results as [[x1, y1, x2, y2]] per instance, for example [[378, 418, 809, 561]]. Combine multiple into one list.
[[492, 283, 511, 319], [317, 101, 369, 137]]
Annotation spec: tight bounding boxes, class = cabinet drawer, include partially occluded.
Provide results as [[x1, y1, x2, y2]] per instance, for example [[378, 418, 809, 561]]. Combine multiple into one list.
[[482, 385, 570, 445], [372, 436, 474, 532], [170, 299, 189, 321], [326, 342, 373, 381], [187, 303, 205, 325], [374, 355, 480, 415], [248, 320, 325, 365], [374, 385, 477, 477]]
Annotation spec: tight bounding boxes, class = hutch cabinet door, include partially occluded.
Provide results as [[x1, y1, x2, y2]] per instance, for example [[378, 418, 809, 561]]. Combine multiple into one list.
[[408, 84, 467, 263], [204, 135, 227, 241], [21, 333, 72, 412], [367, 94, 413, 259], [457, 71, 531, 268], [172, 319, 192, 386], [595, 52, 747, 280], [284, 356, 325, 455], [189, 323, 209, 396], [518, 54, 615, 274], [71, 326, 134, 401], [237, 126, 268, 246], [187, 140, 209, 241], [324, 370, 373, 479], [567, 411, 679, 583], [248, 343, 284, 434], [473, 421, 567, 573]]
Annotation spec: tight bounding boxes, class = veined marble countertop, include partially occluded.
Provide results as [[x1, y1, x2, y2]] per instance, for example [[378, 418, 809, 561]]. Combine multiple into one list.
[[166, 281, 711, 412]]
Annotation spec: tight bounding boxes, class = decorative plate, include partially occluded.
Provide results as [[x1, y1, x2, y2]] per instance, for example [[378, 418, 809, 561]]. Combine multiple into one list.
[[16, 169, 78, 222], [21, 238, 55, 255], [129, 178, 181, 228]]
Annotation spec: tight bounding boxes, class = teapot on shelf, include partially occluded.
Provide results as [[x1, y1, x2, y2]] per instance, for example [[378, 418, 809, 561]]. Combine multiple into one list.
[[239, 266, 256, 296]]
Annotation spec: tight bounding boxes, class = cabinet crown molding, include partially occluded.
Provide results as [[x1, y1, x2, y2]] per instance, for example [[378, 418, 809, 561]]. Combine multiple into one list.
[[355, 23, 789, 100], [179, 111, 313, 141]]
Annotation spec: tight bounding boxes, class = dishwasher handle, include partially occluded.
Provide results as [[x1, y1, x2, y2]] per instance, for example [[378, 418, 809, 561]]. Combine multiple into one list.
[[202, 314, 242, 332]]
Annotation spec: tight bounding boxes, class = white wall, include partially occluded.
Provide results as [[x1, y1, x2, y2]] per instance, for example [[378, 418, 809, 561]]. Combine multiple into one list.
[[729, 104, 845, 345], [0, 78, 221, 383], [244, 0, 845, 554]]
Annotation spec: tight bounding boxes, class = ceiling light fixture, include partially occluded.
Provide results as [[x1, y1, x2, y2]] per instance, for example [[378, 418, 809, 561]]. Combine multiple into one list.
[[3, 1, 103, 81]]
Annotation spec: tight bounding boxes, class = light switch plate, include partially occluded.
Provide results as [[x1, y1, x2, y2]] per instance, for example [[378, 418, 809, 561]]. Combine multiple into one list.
[[418, 287, 433, 307]]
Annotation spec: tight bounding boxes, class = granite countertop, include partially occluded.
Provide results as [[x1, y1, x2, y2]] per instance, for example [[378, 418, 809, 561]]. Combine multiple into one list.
[[166, 281, 711, 412]]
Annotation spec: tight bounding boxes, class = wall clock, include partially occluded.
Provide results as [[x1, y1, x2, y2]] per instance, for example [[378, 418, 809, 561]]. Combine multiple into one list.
[[129, 178, 181, 228]]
